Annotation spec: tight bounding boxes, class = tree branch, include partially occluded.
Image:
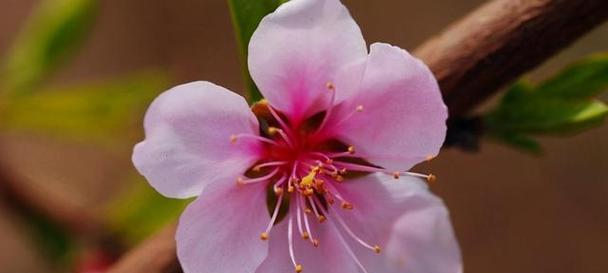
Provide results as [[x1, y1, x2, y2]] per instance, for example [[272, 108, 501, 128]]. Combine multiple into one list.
[[415, 0, 608, 117], [107, 224, 181, 273], [105, 0, 608, 272]]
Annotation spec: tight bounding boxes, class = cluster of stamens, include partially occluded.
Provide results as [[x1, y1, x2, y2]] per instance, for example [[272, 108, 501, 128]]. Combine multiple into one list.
[[230, 83, 436, 273]]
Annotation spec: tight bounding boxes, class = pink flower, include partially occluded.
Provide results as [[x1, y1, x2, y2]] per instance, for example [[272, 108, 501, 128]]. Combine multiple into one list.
[[132, 0, 461, 272]]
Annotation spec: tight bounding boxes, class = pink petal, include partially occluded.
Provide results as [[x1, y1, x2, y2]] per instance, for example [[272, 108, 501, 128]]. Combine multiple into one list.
[[254, 205, 360, 273], [248, 0, 367, 123], [333, 173, 462, 273], [132, 81, 262, 198], [330, 43, 448, 171], [177, 182, 269, 273]]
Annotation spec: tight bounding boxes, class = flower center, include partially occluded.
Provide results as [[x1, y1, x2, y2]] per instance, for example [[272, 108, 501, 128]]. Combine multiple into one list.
[[230, 85, 436, 273]]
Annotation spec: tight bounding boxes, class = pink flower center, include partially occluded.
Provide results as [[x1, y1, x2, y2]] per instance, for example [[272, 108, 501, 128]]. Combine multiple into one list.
[[230, 85, 435, 273]]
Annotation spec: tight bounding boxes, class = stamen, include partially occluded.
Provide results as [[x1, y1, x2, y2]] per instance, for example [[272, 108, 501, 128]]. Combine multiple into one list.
[[288, 162, 299, 193], [333, 161, 386, 174], [296, 196, 306, 240], [273, 173, 289, 191], [313, 81, 338, 135], [253, 161, 288, 172], [308, 152, 333, 163], [328, 220, 371, 273], [314, 199, 372, 273], [331, 105, 365, 128], [300, 196, 318, 247], [288, 215, 303, 273], [307, 196, 325, 223], [261, 190, 284, 240], [236, 168, 279, 185], [268, 127, 295, 148], [322, 181, 351, 209], [230, 133, 278, 145], [264, 102, 293, 136], [398, 171, 437, 183], [327, 205, 380, 254]]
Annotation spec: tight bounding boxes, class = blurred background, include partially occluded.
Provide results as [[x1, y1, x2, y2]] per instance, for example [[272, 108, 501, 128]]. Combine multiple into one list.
[[0, 0, 606, 272]]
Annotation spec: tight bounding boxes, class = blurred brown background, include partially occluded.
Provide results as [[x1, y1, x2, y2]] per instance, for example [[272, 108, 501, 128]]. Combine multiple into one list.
[[0, 0, 607, 272]]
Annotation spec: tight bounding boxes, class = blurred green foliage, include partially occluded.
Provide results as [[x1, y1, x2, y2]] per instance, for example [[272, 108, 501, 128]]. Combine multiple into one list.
[[0, 72, 168, 145], [485, 53, 608, 153], [2, 0, 96, 94], [228, 0, 288, 102], [106, 175, 191, 244], [25, 212, 75, 266]]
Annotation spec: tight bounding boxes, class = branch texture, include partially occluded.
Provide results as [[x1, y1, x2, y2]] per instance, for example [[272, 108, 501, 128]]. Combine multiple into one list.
[[107, 224, 181, 273], [415, 0, 608, 117]]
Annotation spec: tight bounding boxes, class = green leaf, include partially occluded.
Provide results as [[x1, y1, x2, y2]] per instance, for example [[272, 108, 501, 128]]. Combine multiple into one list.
[[489, 132, 542, 154], [499, 80, 534, 105], [0, 71, 168, 144], [228, 0, 287, 102], [105, 176, 190, 244], [24, 212, 74, 265], [486, 98, 608, 134], [537, 52, 608, 99], [485, 52, 608, 152], [2, 0, 96, 94]]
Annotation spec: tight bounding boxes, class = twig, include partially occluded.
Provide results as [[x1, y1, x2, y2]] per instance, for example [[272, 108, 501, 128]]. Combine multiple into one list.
[[107, 224, 181, 273], [106, 0, 608, 272], [0, 160, 100, 234], [415, 0, 608, 117]]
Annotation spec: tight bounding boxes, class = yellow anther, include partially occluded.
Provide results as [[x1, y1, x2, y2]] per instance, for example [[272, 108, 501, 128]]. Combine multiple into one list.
[[252, 166, 261, 172], [312, 239, 320, 247], [392, 171, 400, 179], [356, 105, 364, 112], [318, 215, 326, 223], [268, 127, 279, 135], [347, 145, 355, 154], [300, 170, 318, 188], [427, 174, 437, 183], [260, 232, 269, 241], [303, 188, 314, 196], [425, 154, 436, 161], [258, 99, 269, 105], [230, 134, 238, 144], [341, 202, 353, 210], [288, 186, 295, 193], [373, 245, 381, 254], [295, 264, 303, 273], [334, 175, 344, 182], [302, 232, 310, 240], [274, 186, 284, 195], [314, 179, 325, 186], [326, 81, 335, 90]]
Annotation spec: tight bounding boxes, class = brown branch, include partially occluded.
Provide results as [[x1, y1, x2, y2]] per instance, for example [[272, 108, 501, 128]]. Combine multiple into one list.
[[106, 0, 608, 272], [0, 160, 100, 234], [107, 224, 181, 273], [415, 0, 608, 117]]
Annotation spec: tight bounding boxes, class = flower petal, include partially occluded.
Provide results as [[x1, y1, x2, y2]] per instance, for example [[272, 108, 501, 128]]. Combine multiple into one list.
[[333, 173, 462, 273], [248, 0, 367, 122], [177, 182, 269, 273], [330, 42, 448, 171], [132, 81, 262, 198], [254, 203, 361, 273]]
